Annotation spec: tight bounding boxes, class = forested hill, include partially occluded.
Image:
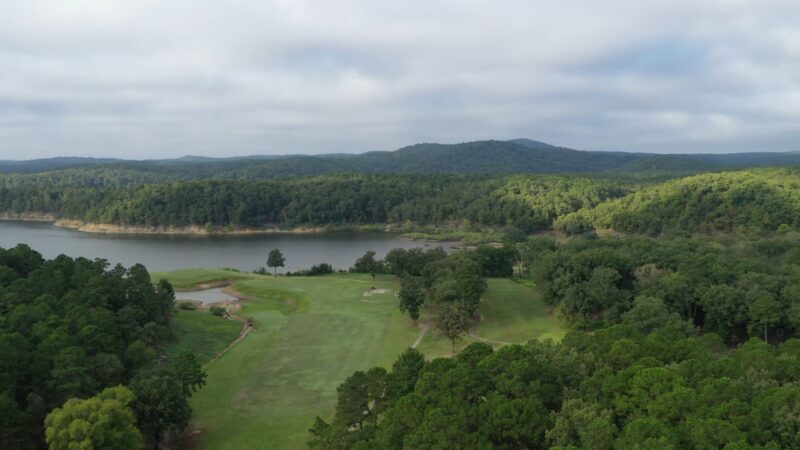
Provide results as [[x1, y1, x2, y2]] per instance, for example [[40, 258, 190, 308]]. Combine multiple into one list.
[[0, 157, 123, 174], [3, 139, 800, 177], [5, 167, 800, 237], [0, 174, 634, 232], [556, 168, 800, 235]]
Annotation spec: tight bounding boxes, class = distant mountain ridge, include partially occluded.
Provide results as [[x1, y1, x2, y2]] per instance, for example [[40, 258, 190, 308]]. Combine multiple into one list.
[[1, 139, 799, 176], [0, 157, 124, 174]]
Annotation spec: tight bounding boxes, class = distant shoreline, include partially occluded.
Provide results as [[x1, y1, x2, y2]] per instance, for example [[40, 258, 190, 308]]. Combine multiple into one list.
[[0, 214, 332, 236], [0, 213, 487, 244]]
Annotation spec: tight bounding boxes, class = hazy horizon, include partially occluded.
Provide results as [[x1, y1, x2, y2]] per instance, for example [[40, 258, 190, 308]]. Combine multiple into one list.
[[1, 1, 799, 159], [2, 137, 800, 162]]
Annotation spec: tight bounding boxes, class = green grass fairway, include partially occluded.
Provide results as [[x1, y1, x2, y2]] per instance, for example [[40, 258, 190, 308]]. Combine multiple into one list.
[[161, 271, 564, 449], [476, 279, 565, 343]]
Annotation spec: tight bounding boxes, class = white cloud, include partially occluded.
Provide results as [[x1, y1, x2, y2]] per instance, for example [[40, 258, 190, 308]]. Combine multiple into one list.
[[0, 0, 798, 158]]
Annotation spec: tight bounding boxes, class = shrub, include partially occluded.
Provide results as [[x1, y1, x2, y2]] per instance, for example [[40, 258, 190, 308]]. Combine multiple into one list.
[[178, 302, 196, 311], [286, 263, 334, 276]]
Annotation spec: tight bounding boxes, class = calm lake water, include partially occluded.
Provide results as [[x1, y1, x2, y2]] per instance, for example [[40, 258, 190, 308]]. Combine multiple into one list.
[[0, 221, 457, 272]]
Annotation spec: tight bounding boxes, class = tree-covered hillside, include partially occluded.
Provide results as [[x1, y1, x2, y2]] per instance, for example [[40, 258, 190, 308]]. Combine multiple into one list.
[[4, 139, 799, 178], [5, 167, 800, 237], [556, 168, 800, 235], [0, 174, 632, 232]]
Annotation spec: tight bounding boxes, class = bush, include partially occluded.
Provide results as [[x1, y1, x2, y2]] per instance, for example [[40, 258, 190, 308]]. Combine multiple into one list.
[[178, 302, 196, 311], [287, 263, 334, 276], [209, 306, 226, 317], [309, 263, 334, 275]]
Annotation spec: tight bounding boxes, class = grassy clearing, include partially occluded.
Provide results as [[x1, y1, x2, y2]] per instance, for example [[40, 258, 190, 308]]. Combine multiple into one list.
[[167, 310, 241, 362], [160, 271, 564, 449], [476, 279, 565, 342]]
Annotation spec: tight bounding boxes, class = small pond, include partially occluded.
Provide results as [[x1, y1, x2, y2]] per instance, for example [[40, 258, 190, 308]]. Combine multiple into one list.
[[175, 287, 239, 305]]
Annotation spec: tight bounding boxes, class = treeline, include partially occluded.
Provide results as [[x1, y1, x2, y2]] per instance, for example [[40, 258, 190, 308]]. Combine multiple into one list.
[[527, 234, 800, 343], [5, 167, 800, 237], [556, 168, 800, 235], [316, 233, 800, 448], [0, 174, 630, 233], [312, 327, 800, 449], [0, 245, 204, 449]]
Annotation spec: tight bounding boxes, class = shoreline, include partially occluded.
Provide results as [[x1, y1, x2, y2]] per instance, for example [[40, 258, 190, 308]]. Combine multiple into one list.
[[0, 214, 497, 244], [55, 220, 329, 236], [0, 215, 333, 236]]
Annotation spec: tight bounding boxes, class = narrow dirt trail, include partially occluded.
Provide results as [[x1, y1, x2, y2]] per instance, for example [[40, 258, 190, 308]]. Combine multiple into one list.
[[412, 322, 431, 349], [467, 330, 512, 347], [200, 283, 255, 366], [207, 322, 253, 365]]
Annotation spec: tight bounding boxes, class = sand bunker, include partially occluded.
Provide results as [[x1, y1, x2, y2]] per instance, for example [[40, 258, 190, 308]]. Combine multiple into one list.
[[363, 288, 389, 297]]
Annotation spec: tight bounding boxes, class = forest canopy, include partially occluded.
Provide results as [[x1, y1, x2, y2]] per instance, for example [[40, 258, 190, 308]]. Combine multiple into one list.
[[3, 167, 800, 237], [0, 245, 203, 449]]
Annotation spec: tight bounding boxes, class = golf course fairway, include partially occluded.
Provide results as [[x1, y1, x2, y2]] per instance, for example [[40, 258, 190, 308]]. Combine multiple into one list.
[[156, 270, 564, 449]]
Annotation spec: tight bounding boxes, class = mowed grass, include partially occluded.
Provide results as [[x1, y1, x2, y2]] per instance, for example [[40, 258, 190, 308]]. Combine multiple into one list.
[[414, 278, 564, 354], [476, 278, 565, 342], [166, 273, 420, 449], [160, 271, 564, 449]]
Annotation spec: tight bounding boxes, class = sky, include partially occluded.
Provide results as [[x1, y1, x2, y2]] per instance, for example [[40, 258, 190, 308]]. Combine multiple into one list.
[[0, 0, 799, 159]]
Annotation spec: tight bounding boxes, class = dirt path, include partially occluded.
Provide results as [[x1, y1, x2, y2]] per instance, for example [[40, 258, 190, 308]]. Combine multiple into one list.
[[360, 297, 393, 304], [200, 284, 255, 366], [412, 322, 431, 349], [207, 321, 252, 365], [468, 330, 512, 347]]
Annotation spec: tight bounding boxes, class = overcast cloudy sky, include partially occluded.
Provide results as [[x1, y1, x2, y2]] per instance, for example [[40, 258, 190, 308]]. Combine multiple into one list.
[[1, 0, 799, 159]]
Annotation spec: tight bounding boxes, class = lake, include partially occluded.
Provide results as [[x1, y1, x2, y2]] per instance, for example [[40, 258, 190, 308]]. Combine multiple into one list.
[[0, 221, 458, 272]]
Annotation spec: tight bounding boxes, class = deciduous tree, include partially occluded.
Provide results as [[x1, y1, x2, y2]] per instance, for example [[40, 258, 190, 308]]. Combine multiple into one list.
[[44, 385, 142, 450], [267, 248, 285, 277]]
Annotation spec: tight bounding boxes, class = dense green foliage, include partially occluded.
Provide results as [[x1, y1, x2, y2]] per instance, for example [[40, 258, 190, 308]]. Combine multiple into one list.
[[557, 168, 800, 235], [287, 263, 335, 276], [529, 234, 800, 342], [7, 165, 800, 238], [44, 385, 142, 450], [317, 232, 800, 449], [0, 245, 204, 449], [314, 327, 800, 449], [0, 174, 630, 233], [385, 248, 448, 277]]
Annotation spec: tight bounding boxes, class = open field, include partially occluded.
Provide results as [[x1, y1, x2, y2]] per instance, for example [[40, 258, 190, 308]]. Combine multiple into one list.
[[476, 279, 565, 342], [160, 271, 564, 449]]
